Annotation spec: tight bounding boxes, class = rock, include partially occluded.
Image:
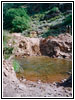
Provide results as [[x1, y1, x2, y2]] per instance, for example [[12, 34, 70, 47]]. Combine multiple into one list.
[[40, 33, 72, 59], [8, 33, 72, 59], [30, 31, 38, 38], [3, 71, 8, 77], [53, 82, 57, 85], [18, 83, 26, 90], [37, 80, 41, 84], [22, 79, 26, 82]]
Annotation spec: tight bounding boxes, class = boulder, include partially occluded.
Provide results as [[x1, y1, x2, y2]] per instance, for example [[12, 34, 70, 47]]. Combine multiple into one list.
[[40, 33, 72, 59]]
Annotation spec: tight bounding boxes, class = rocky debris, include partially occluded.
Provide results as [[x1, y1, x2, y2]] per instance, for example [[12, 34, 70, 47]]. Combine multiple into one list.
[[30, 31, 38, 37], [40, 33, 72, 59], [7, 33, 72, 59], [3, 60, 72, 97], [8, 33, 42, 57]]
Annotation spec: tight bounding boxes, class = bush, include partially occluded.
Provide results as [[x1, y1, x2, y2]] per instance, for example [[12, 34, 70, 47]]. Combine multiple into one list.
[[63, 14, 72, 25], [3, 46, 13, 54], [3, 46, 14, 59], [4, 8, 31, 32], [50, 7, 59, 13], [46, 7, 59, 15], [12, 16, 30, 32], [40, 30, 57, 38]]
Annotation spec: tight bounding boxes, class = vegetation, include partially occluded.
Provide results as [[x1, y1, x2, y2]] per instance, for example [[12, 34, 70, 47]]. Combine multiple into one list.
[[13, 60, 20, 72], [3, 30, 13, 59], [3, 46, 13, 59], [3, 30, 9, 46], [3, 3, 72, 35], [12, 16, 30, 32], [4, 8, 31, 32], [41, 29, 59, 38], [47, 7, 59, 14], [63, 14, 72, 25]]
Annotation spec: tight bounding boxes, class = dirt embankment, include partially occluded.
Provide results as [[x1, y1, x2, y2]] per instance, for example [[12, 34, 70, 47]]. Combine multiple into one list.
[[40, 33, 72, 59], [8, 33, 72, 59]]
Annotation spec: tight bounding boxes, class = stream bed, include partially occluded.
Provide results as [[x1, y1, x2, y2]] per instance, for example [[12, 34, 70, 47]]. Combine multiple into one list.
[[15, 56, 72, 83]]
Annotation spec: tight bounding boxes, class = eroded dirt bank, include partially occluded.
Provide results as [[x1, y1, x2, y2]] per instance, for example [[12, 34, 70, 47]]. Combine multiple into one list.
[[7, 33, 72, 59], [3, 59, 72, 97]]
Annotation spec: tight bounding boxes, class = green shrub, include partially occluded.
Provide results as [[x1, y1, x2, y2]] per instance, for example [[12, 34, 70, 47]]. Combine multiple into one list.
[[3, 46, 13, 54], [12, 16, 30, 32], [4, 8, 31, 32], [13, 60, 20, 72], [63, 14, 72, 25], [50, 7, 59, 13], [46, 7, 59, 15], [3, 46, 13, 59], [41, 29, 60, 38]]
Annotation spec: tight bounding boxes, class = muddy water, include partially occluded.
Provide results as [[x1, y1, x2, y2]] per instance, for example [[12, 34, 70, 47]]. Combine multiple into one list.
[[15, 56, 72, 83]]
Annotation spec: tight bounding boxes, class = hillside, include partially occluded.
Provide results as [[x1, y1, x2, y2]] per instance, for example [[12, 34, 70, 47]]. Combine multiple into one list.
[[3, 3, 72, 36]]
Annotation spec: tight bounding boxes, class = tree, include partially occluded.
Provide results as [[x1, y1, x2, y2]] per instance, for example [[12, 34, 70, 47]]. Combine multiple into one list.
[[3, 8, 31, 32]]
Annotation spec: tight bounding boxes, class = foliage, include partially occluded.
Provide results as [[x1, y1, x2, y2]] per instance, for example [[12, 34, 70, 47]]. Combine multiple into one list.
[[49, 15, 62, 22], [3, 3, 72, 36], [40, 7, 60, 20], [3, 30, 10, 46], [3, 46, 13, 54], [3, 3, 26, 17], [4, 8, 31, 32], [40, 26, 65, 38], [13, 60, 20, 72], [3, 47, 13, 59], [3, 46, 13, 59], [46, 7, 59, 15], [3, 30, 13, 59], [63, 14, 72, 25], [4, 54, 12, 59], [41, 30, 58, 38], [50, 7, 59, 13], [12, 16, 30, 32]]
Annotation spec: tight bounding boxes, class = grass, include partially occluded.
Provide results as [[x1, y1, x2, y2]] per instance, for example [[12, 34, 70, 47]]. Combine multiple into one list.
[[49, 15, 62, 22], [13, 60, 20, 72], [4, 54, 11, 59], [3, 31, 8, 46], [3, 30, 14, 59]]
